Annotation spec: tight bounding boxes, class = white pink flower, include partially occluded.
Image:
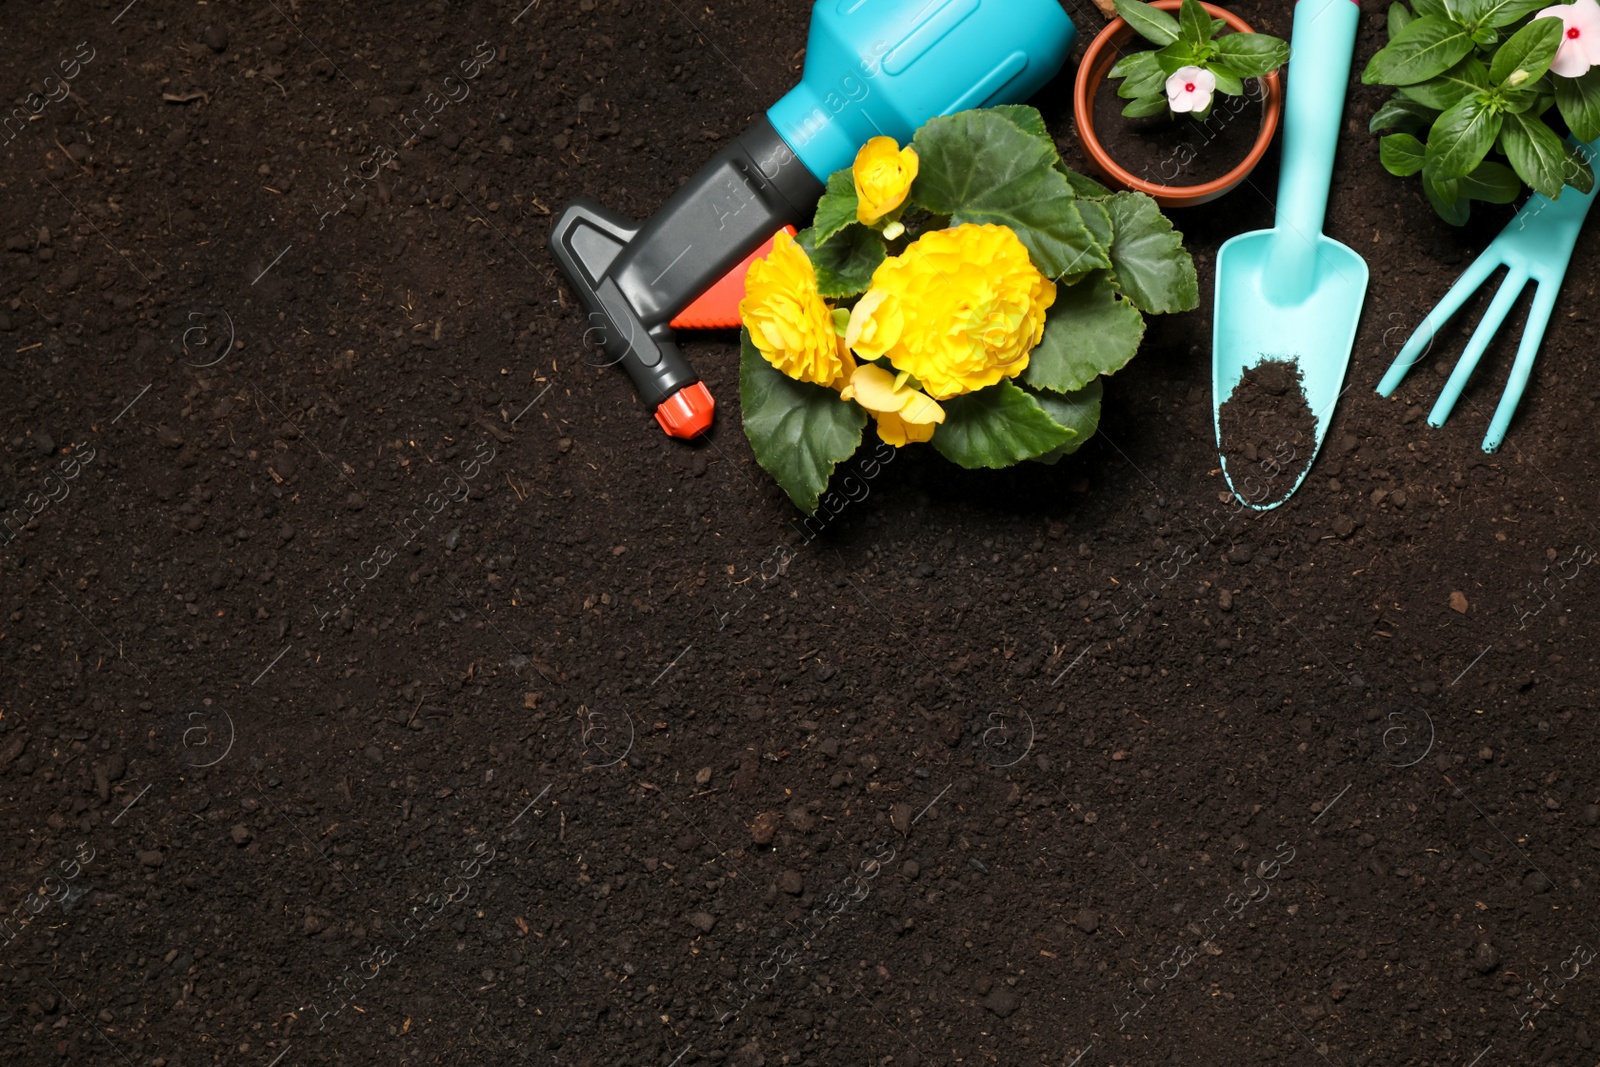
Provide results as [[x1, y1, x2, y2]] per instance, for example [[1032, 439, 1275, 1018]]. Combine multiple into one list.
[[1538, 0, 1600, 78], [1166, 66, 1216, 114]]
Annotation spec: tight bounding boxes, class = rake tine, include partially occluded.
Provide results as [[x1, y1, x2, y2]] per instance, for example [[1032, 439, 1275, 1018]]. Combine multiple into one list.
[[1377, 254, 1500, 396], [1428, 266, 1529, 428], [1483, 281, 1559, 453]]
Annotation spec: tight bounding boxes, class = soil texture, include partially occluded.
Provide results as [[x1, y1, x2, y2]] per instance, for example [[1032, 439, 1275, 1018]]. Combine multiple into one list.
[[1217, 358, 1318, 501], [2, 2, 1600, 1067]]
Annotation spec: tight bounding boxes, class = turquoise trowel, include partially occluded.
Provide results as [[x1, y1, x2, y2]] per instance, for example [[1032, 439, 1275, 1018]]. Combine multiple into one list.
[[1213, 0, 1368, 510]]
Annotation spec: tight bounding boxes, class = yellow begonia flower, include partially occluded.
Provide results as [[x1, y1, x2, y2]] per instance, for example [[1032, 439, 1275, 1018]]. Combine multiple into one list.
[[739, 231, 849, 387], [840, 362, 945, 447], [829, 332, 857, 392], [845, 224, 1056, 401], [853, 136, 919, 228]]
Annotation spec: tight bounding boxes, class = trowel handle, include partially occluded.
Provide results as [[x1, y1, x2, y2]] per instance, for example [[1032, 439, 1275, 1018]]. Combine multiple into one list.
[[1268, 0, 1360, 296]]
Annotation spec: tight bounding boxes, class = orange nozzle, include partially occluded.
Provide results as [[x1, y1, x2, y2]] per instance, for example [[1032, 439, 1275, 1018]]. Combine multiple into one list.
[[654, 381, 715, 439]]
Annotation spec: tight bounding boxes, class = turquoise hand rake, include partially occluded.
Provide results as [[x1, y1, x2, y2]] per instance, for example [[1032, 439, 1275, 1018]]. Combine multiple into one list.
[[1377, 139, 1600, 453]]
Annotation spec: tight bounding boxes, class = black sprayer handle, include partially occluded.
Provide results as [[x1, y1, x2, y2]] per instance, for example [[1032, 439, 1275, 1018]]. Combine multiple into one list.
[[548, 117, 824, 414]]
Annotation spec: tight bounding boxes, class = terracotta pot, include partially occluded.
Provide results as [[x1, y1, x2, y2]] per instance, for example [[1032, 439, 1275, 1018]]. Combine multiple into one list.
[[1073, 1, 1283, 208]]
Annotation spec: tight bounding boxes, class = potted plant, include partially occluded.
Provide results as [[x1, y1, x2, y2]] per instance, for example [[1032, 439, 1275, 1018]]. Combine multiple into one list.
[[1074, 0, 1289, 207], [1366, 0, 1600, 225], [734, 105, 1201, 514]]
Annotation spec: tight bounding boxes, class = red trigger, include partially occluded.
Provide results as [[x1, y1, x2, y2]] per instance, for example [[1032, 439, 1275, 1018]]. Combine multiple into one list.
[[670, 226, 798, 331]]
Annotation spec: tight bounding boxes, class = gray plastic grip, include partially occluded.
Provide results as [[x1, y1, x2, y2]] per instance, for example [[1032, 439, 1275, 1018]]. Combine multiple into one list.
[[548, 117, 824, 412]]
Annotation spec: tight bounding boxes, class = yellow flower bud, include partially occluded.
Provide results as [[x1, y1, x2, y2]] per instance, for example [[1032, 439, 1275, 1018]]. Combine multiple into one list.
[[839, 363, 945, 447], [853, 136, 919, 228]]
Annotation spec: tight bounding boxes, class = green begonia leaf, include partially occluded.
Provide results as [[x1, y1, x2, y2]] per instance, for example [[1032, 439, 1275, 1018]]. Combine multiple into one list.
[[1102, 192, 1200, 314], [739, 329, 866, 513], [911, 110, 1110, 278], [813, 169, 861, 247], [1023, 273, 1146, 394], [796, 225, 884, 300], [931, 380, 1076, 469], [1029, 380, 1104, 463]]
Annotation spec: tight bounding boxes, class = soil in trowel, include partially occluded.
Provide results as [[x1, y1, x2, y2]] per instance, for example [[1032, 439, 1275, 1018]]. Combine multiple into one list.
[[1217, 358, 1318, 501]]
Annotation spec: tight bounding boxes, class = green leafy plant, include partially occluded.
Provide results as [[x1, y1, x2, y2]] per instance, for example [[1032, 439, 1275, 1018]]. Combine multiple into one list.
[[737, 106, 1200, 513], [1366, 0, 1600, 224], [1108, 0, 1289, 119]]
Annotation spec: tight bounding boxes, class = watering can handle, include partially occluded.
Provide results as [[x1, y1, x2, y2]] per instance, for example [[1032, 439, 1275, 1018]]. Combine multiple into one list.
[[1265, 0, 1361, 301]]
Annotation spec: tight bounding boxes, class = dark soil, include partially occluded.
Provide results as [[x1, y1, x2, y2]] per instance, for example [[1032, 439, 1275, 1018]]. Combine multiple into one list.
[[1217, 359, 1318, 501], [1092, 48, 1267, 187], [3, 2, 1600, 1067]]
